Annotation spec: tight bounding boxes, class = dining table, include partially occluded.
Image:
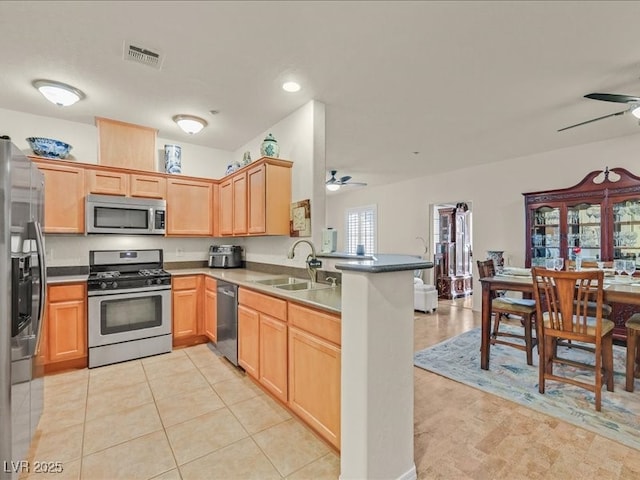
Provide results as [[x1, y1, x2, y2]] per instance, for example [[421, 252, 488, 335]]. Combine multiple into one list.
[[479, 270, 640, 370]]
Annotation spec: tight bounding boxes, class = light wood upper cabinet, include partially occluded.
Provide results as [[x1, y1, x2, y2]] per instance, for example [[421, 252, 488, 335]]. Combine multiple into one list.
[[233, 173, 247, 235], [166, 178, 214, 236], [130, 173, 166, 199], [218, 157, 292, 237], [96, 117, 157, 171], [248, 161, 291, 235], [219, 178, 233, 236], [46, 283, 87, 364], [85, 169, 129, 196], [33, 160, 85, 233]]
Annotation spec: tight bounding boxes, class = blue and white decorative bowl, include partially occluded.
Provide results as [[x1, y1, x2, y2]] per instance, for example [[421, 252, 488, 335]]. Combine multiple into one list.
[[26, 137, 72, 159]]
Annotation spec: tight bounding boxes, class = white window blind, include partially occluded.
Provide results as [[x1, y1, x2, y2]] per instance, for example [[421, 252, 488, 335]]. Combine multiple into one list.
[[345, 205, 377, 254]]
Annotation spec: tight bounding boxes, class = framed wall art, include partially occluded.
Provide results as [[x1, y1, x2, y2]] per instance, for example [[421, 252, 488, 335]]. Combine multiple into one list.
[[290, 199, 311, 237]]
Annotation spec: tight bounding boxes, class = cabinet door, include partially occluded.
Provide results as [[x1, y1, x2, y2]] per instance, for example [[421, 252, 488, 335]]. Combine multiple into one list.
[[567, 202, 603, 264], [35, 163, 85, 233], [529, 205, 562, 267], [130, 174, 167, 199], [219, 179, 233, 235], [259, 314, 287, 402], [247, 164, 266, 234], [238, 305, 259, 378], [96, 117, 157, 171], [85, 169, 129, 196], [47, 284, 87, 363], [233, 173, 247, 235], [172, 289, 199, 340], [167, 179, 213, 235], [203, 278, 217, 342], [288, 326, 341, 449]]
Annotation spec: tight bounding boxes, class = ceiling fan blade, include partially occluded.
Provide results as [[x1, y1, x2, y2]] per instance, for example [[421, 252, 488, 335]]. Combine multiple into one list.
[[339, 175, 352, 184], [557, 110, 626, 132], [342, 181, 368, 187], [585, 93, 640, 104]]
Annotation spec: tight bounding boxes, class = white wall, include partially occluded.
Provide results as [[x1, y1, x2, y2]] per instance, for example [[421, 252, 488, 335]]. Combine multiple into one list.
[[0, 107, 232, 177], [326, 132, 640, 310]]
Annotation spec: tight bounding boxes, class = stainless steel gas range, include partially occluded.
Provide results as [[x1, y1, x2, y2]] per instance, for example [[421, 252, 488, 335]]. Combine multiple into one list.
[[87, 249, 172, 368]]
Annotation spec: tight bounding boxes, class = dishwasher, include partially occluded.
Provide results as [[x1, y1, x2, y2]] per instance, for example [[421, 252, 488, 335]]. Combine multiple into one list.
[[216, 280, 239, 366]]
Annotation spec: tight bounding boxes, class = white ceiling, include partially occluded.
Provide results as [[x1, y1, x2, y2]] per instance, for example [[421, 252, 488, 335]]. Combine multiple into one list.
[[3, 1, 640, 187]]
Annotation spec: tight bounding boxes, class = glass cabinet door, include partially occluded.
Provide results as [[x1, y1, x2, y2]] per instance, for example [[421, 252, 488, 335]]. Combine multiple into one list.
[[612, 199, 640, 266], [531, 206, 561, 266], [567, 203, 602, 262]]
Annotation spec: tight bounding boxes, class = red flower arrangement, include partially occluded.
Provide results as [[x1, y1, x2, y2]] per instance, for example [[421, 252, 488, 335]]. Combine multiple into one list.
[[573, 246, 582, 255]]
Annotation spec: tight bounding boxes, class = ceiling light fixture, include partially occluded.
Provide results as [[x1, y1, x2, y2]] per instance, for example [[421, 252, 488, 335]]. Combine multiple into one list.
[[173, 115, 208, 134], [326, 183, 341, 191], [631, 103, 640, 119], [282, 81, 301, 93], [32, 79, 85, 106]]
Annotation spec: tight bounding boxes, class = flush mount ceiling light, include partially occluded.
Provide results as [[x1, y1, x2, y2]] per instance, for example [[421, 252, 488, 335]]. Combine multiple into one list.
[[32, 79, 85, 106], [173, 115, 208, 134], [282, 81, 301, 93]]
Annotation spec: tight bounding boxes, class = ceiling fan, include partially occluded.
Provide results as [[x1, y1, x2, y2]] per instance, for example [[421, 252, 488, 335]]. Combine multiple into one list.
[[558, 93, 640, 132], [326, 169, 367, 191]]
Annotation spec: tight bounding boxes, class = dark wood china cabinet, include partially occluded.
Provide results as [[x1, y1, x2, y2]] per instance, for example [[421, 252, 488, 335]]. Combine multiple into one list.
[[523, 167, 640, 341]]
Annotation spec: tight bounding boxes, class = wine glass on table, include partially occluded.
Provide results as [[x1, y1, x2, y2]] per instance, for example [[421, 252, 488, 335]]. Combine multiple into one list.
[[624, 260, 637, 279], [554, 257, 564, 271], [614, 259, 625, 278]]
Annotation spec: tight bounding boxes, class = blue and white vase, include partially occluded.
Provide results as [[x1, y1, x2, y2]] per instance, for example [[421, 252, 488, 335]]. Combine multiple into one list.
[[260, 133, 280, 158], [486, 250, 505, 274], [164, 144, 182, 174]]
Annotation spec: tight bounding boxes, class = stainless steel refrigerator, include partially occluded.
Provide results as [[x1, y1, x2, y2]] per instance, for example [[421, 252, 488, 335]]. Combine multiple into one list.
[[0, 136, 46, 480]]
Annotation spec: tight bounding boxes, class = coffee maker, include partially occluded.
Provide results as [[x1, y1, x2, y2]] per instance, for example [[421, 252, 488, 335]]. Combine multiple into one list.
[[208, 245, 243, 268]]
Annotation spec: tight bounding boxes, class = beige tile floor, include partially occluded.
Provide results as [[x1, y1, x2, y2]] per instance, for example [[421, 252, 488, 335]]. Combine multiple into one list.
[[26, 298, 640, 479]]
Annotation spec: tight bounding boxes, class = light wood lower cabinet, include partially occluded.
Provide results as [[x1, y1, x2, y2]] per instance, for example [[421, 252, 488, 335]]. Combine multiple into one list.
[[45, 283, 87, 365], [172, 275, 202, 345], [259, 314, 288, 403], [288, 303, 341, 450], [203, 277, 217, 342], [238, 304, 260, 377]]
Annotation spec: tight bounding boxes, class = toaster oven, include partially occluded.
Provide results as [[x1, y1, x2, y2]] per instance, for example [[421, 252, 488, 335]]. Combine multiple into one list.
[[208, 245, 243, 268]]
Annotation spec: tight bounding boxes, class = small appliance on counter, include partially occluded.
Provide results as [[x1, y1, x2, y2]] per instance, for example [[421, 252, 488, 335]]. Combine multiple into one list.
[[208, 245, 243, 268], [322, 228, 338, 253]]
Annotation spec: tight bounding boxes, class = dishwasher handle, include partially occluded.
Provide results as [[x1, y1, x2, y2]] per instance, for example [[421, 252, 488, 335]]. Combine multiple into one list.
[[220, 289, 236, 298]]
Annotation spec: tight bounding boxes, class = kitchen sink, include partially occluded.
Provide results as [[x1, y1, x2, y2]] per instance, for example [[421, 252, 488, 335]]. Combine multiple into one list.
[[253, 277, 307, 286], [274, 282, 332, 291]]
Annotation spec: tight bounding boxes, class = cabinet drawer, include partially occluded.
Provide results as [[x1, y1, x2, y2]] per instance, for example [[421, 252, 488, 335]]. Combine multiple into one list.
[[288, 302, 341, 346], [172, 276, 198, 290], [239, 288, 287, 321], [204, 276, 217, 291], [48, 283, 86, 302]]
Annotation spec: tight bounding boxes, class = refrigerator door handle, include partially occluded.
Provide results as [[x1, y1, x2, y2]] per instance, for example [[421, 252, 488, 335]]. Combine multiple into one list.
[[30, 220, 47, 356]]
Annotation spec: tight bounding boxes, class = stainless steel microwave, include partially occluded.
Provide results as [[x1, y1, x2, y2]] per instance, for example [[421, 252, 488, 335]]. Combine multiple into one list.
[[85, 194, 166, 235]]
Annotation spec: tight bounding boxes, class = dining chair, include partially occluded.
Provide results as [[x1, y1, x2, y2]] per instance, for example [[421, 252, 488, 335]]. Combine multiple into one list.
[[476, 260, 537, 365], [531, 267, 614, 411]]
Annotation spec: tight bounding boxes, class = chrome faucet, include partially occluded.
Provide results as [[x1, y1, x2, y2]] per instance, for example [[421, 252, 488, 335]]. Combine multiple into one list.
[[287, 239, 322, 283]]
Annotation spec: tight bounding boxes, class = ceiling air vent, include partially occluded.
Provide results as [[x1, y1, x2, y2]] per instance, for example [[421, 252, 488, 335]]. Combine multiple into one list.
[[123, 41, 164, 69]]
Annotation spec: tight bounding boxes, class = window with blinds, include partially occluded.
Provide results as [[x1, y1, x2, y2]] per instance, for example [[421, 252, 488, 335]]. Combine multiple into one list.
[[345, 205, 377, 254]]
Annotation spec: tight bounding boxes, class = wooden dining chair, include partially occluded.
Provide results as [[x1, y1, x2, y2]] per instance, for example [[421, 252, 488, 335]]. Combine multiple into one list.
[[476, 260, 537, 365], [531, 267, 614, 411]]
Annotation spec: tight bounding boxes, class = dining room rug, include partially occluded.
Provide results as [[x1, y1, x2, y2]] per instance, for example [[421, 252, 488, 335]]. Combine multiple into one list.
[[414, 325, 640, 451]]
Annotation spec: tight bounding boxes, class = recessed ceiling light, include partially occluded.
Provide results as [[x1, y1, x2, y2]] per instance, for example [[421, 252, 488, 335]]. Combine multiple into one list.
[[282, 81, 301, 93], [32, 79, 85, 106], [173, 115, 208, 134]]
